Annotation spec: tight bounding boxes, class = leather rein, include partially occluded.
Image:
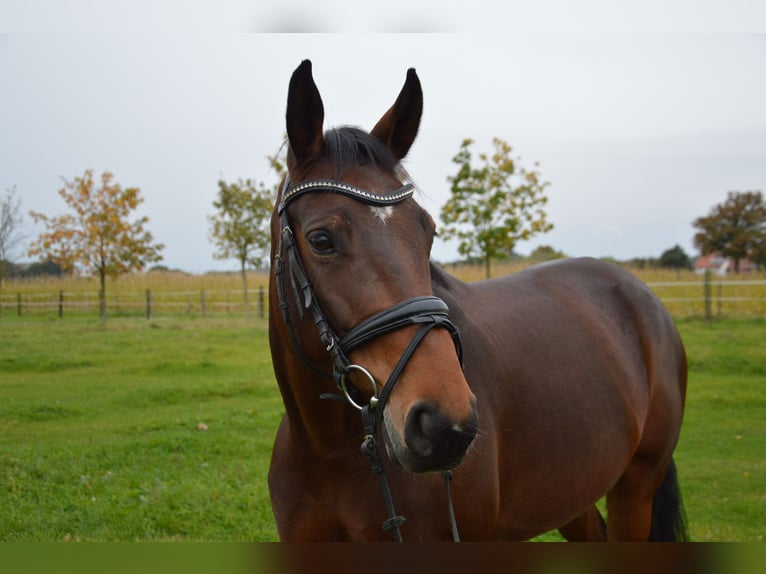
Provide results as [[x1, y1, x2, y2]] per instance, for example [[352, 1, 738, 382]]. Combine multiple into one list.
[[274, 176, 464, 541]]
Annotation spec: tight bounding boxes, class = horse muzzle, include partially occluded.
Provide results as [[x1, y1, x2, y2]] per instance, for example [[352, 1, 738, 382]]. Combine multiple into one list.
[[383, 396, 479, 473]]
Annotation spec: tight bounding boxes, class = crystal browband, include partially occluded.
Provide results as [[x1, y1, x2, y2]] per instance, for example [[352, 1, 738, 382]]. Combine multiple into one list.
[[279, 178, 415, 213]]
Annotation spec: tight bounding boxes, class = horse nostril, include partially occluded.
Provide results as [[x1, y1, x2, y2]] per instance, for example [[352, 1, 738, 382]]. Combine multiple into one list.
[[404, 401, 478, 468], [405, 403, 437, 458]]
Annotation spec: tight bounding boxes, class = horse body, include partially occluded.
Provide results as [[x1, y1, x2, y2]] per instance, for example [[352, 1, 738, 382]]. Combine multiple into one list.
[[430, 258, 686, 540], [268, 60, 687, 542]]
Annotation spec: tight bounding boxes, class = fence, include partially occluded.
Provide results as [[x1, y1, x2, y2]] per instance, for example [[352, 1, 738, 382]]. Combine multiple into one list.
[[646, 273, 766, 321], [0, 287, 268, 319], [2, 274, 765, 320]]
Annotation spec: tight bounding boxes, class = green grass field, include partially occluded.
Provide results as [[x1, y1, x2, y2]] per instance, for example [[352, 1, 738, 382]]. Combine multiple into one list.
[[1, 314, 764, 541], [0, 316, 280, 541]]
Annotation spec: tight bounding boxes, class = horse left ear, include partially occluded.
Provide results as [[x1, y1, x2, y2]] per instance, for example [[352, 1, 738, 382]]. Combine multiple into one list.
[[286, 60, 325, 169], [371, 68, 423, 160]]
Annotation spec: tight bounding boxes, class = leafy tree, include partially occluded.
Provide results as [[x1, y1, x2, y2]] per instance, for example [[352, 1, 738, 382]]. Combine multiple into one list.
[[28, 169, 164, 319], [658, 245, 691, 270], [692, 191, 766, 272], [440, 137, 553, 278], [208, 156, 284, 310], [1, 185, 24, 293]]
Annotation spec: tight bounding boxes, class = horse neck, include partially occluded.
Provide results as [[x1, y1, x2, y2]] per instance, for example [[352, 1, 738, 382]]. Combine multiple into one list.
[[281, 368, 363, 456], [268, 311, 363, 456], [429, 261, 469, 299]]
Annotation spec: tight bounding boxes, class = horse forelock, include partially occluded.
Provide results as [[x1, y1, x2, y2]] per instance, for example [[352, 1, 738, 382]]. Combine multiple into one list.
[[322, 126, 411, 183]]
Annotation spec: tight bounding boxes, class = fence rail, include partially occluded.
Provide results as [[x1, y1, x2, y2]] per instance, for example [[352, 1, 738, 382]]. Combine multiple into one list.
[[2, 275, 765, 320], [646, 273, 766, 320], [0, 287, 268, 319]]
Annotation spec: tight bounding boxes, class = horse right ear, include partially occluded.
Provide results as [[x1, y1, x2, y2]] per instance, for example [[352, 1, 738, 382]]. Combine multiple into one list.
[[371, 68, 423, 160], [286, 60, 325, 169]]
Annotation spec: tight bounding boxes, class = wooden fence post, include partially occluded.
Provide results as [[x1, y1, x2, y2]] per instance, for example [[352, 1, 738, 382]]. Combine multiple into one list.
[[703, 270, 712, 323], [146, 289, 152, 320], [59, 291, 64, 318], [17, 293, 22, 316], [201, 289, 207, 317], [258, 286, 265, 319]]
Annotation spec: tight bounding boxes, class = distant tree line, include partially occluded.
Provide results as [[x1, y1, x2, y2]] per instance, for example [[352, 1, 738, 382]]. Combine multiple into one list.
[[1, 259, 65, 278], [628, 245, 693, 271]]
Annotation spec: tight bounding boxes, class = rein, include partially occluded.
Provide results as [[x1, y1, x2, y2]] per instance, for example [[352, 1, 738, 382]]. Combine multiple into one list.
[[275, 176, 463, 542]]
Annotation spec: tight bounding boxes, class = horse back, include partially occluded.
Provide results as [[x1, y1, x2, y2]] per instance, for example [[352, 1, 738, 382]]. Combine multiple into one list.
[[432, 256, 685, 384], [432, 256, 686, 418]]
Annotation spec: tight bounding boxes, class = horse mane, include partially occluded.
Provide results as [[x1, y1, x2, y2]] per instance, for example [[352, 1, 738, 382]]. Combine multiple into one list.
[[323, 126, 410, 183]]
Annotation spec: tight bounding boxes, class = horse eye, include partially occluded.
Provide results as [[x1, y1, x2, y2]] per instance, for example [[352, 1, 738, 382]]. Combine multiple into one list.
[[307, 231, 334, 254]]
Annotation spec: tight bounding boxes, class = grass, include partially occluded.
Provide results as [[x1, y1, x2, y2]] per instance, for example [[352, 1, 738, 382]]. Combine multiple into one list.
[[1, 314, 764, 541], [0, 316, 281, 541], [673, 318, 766, 542]]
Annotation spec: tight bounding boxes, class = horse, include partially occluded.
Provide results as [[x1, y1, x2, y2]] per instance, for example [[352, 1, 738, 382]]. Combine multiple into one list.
[[267, 59, 688, 542]]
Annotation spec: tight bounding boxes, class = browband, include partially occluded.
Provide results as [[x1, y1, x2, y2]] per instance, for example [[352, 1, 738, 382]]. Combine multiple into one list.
[[279, 178, 415, 214]]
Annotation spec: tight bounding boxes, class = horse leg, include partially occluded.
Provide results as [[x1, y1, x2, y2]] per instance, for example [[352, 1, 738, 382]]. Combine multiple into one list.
[[606, 375, 686, 540], [558, 506, 606, 541], [605, 456, 664, 541]]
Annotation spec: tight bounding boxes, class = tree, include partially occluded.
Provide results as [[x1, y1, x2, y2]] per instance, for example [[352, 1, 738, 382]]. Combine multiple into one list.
[[658, 245, 691, 270], [440, 137, 553, 279], [692, 191, 766, 273], [208, 156, 284, 311], [28, 169, 164, 319], [1, 185, 25, 293]]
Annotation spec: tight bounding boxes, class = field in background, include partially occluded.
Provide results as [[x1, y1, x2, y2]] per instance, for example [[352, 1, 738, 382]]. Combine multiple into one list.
[[2, 260, 765, 319], [443, 260, 766, 319], [0, 270, 271, 318], [1, 313, 764, 541]]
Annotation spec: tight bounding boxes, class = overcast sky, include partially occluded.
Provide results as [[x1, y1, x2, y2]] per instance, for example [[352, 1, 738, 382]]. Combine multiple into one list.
[[2, 2, 765, 273]]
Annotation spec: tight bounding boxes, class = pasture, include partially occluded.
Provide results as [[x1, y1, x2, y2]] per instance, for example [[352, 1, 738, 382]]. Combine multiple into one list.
[[1, 309, 763, 541], [2, 265, 765, 320]]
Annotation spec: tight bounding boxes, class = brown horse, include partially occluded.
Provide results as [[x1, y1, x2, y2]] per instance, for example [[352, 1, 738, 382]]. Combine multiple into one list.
[[268, 60, 687, 542]]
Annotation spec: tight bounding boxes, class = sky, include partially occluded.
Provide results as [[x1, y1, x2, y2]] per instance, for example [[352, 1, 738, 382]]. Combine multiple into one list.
[[2, 2, 765, 273]]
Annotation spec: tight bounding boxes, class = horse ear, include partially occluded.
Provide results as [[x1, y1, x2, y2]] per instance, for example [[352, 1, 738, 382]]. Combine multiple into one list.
[[286, 60, 325, 168], [371, 68, 423, 160]]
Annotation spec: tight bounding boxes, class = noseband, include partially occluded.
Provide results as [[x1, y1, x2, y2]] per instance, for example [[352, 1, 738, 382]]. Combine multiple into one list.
[[274, 176, 464, 541]]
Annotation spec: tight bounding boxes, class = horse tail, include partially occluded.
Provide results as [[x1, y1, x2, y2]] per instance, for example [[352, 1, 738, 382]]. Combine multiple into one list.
[[649, 458, 688, 541]]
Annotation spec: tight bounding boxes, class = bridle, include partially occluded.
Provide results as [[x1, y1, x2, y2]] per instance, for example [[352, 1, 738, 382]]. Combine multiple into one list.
[[274, 176, 464, 541], [275, 176, 464, 410]]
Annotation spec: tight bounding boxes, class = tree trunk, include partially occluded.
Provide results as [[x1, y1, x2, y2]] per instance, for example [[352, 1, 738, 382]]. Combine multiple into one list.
[[240, 259, 249, 315], [99, 269, 107, 321], [484, 252, 492, 279]]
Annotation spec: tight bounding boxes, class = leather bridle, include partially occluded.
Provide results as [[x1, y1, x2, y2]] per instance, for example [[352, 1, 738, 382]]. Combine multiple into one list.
[[274, 176, 464, 541], [275, 176, 463, 415]]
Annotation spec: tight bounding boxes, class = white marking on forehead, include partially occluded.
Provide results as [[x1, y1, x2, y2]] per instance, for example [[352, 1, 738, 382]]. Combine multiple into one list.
[[370, 205, 394, 223]]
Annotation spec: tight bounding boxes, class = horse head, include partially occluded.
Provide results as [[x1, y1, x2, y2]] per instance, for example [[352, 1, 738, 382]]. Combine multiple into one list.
[[274, 60, 478, 473]]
